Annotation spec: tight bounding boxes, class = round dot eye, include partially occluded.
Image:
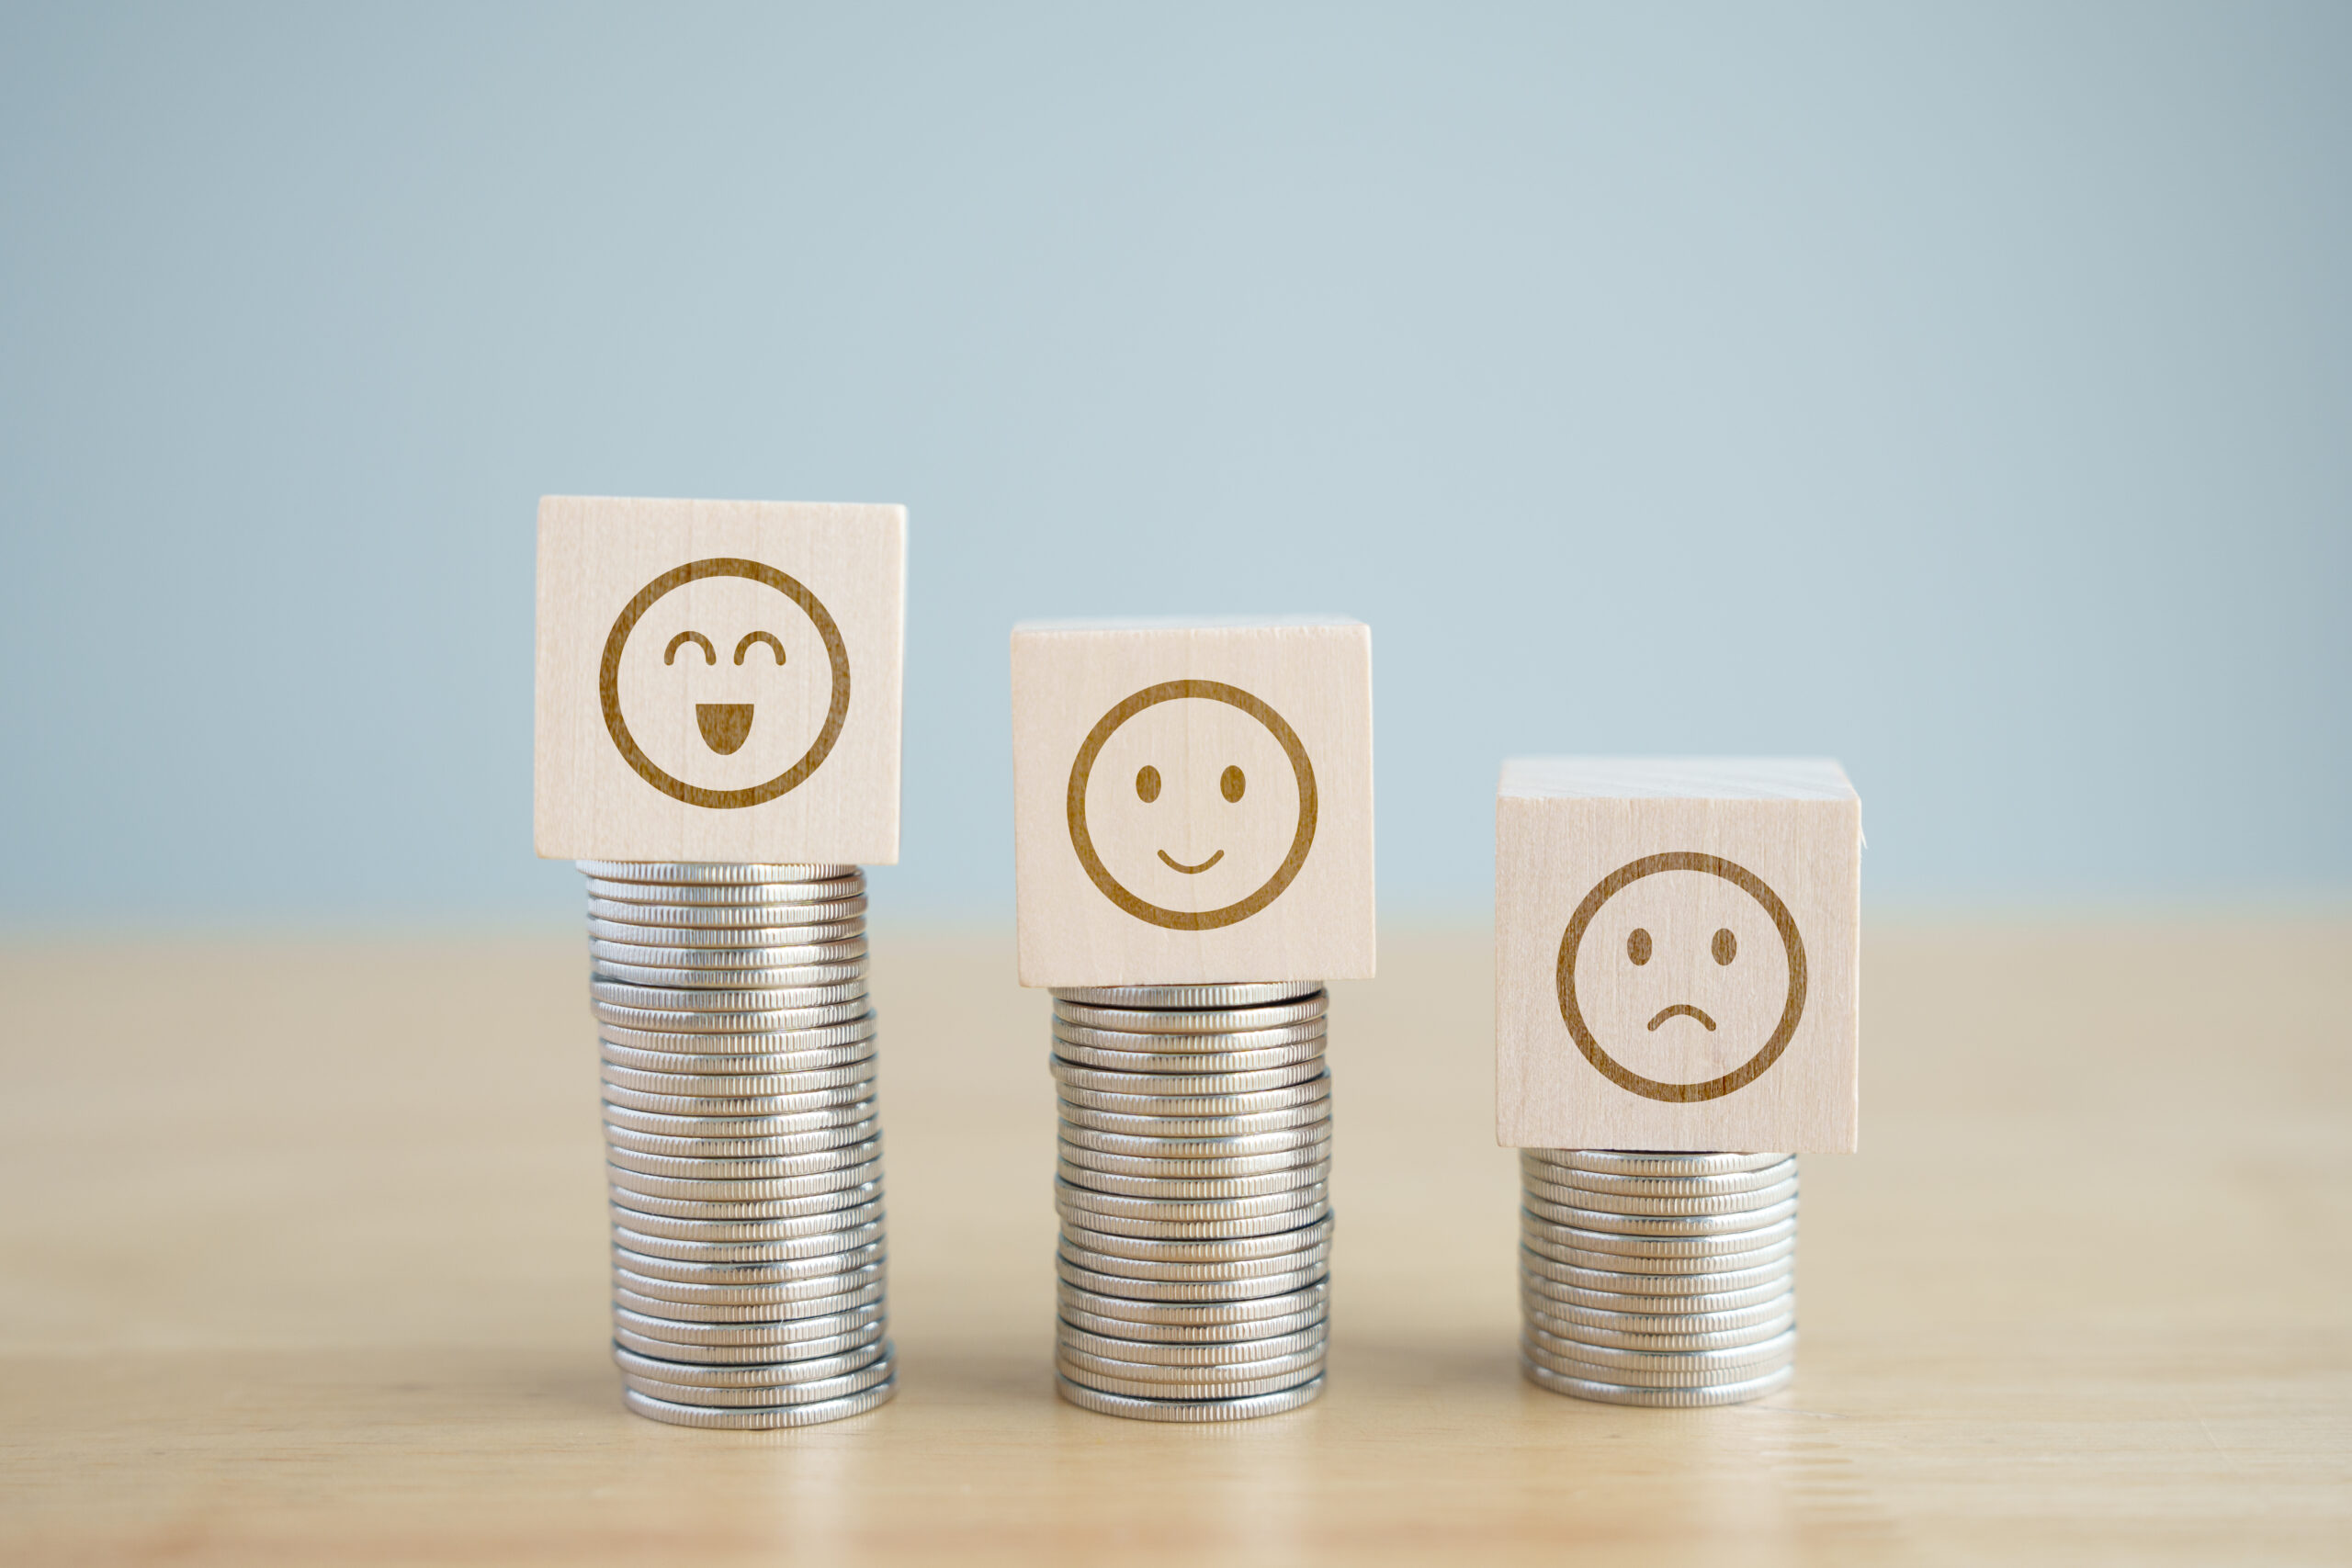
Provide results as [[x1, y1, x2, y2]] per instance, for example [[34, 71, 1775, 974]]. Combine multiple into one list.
[[1136, 765, 1161, 803], [1713, 928, 1736, 965], [1627, 929, 1652, 965], [1220, 765, 1245, 802]]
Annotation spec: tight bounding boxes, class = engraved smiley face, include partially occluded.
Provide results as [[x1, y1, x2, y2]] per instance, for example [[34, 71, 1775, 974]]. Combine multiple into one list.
[[1555, 853, 1808, 1103], [1066, 681, 1317, 931]]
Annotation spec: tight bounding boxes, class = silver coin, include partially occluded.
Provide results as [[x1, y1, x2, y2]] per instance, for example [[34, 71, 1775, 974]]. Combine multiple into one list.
[[614, 1320, 885, 1364], [612, 1300, 885, 1347], [586, 916, 865, 949], [1524, 1312, 1795, 1354], [1049, 982, 1322, 1009], [1060, 1213, 1333, 1263], [623, 1377, 897, 1427], [598, 1020, 876, 1055], [1057, 1103, 1332, 1139], [600, 1044, 876, 1081], [616, 1257, 885, 1304], [1521, 1359, 1792, 1407], [602, 1066, 876, 1105], [1523, 1172, 1799, 1218], [1518, 1246, 1793, 1296], [1524, 1149, 1790, 1178], [1058, 1139, 1330, 1180], [1057, 1302, 1328, 1345], [587, 894, 869, 929], [594, 959, 869, 991], [1520, 1210, 1798, 1259], [589, 935, 869, 970], [584, 874, 863, 907], [1058, 1320, 1328, 1365], [1060, 1237, 1331, 1283], [591, 997, 874, 1033], [613, 1338, 888, 1385], [1056, 1179, 1328, 1224], [1520, 1220, 1795, 1273], [1056, 1121, 1329, 1160], [1050, 1039, 1327, 1075], [1523, 1292, 1796, 1338], [581, 860, 856, 886], [607, 1157, 882, 1204], [1058, 1200, 1330, 1242], [1053, 1371, 1321, 1421], [615, 1240, 886, 1285], [1056, 1161, 1330, 1202], [1051, 1018, 1329, 1055], [1056, 1074, 1330, 1117], [610, 1280, 886, 1325], [1056, 1255, 1325, 1303], [1521, 1327, 1798, 1382], [1048, 1057, 1327, 1097], [1057, 1358, 1320, 1403], [605, 1123, 882, 1163], [1058, 1342, 1325, 1388], [607, 1133, 881, 1175], [601, 1055, 877, 1095], [1519, 1341, 1796, 1393], [615, 1219, 885, 1264], [607, 1179, 883, 1224], [1053, 995, 1328, 1032], [611, 1196, 885, 1245], [1521, 1154, 1797, 1199], [591, 983, 872, 1021], [605, 1109, 880, 1152], [1521, 1194, 1799, 1237], [1057, 1276, 1329, 1327], [1520, 1276, 1793, 1317], [621, 1353, 897, 1408], [601, 1084, 881, 1122]]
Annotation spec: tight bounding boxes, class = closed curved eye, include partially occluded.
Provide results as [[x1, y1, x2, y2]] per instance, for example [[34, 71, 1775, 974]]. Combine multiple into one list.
[[735, 631, 786, 666], [664, 631, 716, 665]]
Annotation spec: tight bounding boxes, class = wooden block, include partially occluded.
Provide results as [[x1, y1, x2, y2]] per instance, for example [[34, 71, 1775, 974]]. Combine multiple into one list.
[[1011, 618, 1375, 988], [1495, 759, 1860, 1153], [534, 497, 905, 863]]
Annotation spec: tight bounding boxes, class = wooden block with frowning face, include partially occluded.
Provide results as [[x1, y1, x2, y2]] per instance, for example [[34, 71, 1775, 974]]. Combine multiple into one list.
[[535, 496, 905, 863], [1012, 618, 1375, 988], [1496, 759, 1860, 1153]]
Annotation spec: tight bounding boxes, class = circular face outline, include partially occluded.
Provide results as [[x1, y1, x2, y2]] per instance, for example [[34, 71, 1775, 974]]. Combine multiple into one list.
[[1555, 852, 1807, 1104], [599, 558, 851, 809], [1066, 680, 1317, 931]]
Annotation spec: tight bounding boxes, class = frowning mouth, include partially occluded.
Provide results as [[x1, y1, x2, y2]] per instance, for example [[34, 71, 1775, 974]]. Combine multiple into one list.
[[1646, 1003, 1717, 1032], [1157, 849, 1226, 874]]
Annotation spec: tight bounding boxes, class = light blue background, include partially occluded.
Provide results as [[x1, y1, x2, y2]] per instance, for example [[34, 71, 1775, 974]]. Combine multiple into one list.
[[3, 4, 2345, 926]]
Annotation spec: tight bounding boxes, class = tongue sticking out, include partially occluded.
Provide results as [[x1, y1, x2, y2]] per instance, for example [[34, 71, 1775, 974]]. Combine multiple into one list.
[[695, 704, 753, 755]]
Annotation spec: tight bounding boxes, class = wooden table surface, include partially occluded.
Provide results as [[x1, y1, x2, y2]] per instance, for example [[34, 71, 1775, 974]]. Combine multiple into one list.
[[3, 920, 2347, 1566]]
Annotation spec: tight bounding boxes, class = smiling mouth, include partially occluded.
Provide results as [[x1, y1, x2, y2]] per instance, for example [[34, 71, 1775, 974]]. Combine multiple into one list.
[[696, 704, 753, 755], [1157, 849, 1226, 874], [1646, 1004, 1718, 1032]]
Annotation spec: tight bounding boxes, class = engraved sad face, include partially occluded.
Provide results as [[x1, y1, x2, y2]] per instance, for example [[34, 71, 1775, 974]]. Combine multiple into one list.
[[1067, 682, 1317, 931], [1555, 853, 1808, 1103], [600, 558, 850, 809]]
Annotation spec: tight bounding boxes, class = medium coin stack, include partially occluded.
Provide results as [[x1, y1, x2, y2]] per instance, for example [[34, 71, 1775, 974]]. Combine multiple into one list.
[[1519, 1150, 1797, 1407], [583, 859, 896, 1428], [1049, 981, 1334, 1421]]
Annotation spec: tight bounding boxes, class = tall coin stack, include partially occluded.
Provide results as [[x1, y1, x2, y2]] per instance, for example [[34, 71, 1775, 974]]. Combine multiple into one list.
[[582, 859, 896, 1428], [1518, 1150, 1797, 1407], [1049, 981, 1334, 1421]]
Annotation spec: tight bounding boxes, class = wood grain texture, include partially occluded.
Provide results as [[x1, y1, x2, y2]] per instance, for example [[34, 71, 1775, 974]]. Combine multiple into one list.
[[534, 496, 905, 863], [3, 920, 2348, 1567], [1010, 618, 1374, 987], [1497, 758, 1861, 1153]]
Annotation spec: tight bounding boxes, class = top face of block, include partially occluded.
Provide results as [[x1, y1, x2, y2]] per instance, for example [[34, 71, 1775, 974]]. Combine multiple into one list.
[[1496, 758, 1860, 1154], [534, 497, 905, 863], [1011, 619, 1375, 987]]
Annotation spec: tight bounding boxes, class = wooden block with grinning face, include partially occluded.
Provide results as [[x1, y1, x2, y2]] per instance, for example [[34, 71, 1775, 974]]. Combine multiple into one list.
[[1495, 758, 1860, 1153]]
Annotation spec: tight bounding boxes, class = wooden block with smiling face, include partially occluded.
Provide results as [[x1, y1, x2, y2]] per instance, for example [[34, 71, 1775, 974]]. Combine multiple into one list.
[[534, 496, 905, 863], [1011, 618, 1375, 988], [1496, 759, 1860, 1154]]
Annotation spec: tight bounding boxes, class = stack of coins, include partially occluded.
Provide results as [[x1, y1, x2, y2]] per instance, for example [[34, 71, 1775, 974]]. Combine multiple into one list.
[[1518, 1150, 1797, 1407], [582, 860, 896, 1428], [1048, 981, 1333, 1421]]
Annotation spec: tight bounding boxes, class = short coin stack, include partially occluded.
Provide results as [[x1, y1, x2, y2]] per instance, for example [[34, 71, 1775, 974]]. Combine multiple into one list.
[[583, 860, 895, 1428], [1049, 981, 1334, 1421], [1519, 1150, 1796, 1407]]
